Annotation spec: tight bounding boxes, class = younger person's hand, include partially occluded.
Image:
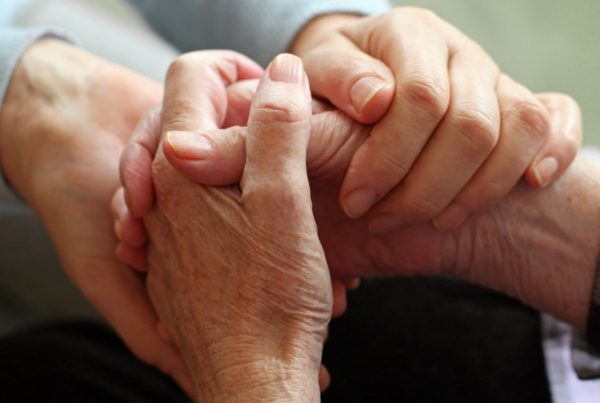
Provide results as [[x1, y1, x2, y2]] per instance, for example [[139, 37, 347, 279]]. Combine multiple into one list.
[[291, 8, 581, 231]]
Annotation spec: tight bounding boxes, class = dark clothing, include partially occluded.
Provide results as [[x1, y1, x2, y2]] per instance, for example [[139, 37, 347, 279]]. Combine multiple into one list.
[[0, 277, 551, 402]]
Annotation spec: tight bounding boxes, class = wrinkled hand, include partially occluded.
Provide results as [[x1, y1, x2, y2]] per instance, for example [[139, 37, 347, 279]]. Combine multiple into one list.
[[292, 8, 581, 230], [117, 82, 592, 330], [116, 70, 581, 279], [0, 40, 192, 394], [144, 54, 330, 402]]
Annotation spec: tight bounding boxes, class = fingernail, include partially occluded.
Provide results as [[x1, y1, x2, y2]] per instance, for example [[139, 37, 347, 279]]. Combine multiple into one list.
[[534, 156, 559, 188], [114, 220, 123, 240], [268, 53, 304, 84], [166, 131, 213, 160], [343, 188, 377, 218], [350, 76, 387, 113], [434, 203, 469, 232]]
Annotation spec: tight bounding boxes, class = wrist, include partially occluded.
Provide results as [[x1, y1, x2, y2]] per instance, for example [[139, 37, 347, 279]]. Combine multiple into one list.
[[187, 337, 322, 402], [196, 356, 320, 402], [0, 39, 98, 203], [450, 155, 600, 329], [290, 13, 361, 57], [173, 318, 325, 402]]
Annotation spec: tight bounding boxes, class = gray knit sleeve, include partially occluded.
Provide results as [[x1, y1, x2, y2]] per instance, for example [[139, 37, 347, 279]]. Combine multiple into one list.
[[0, 27, 73, 111], [130, 0, 391, 66]]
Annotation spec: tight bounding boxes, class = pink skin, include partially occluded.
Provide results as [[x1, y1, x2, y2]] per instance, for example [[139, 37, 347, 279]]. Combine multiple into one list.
[[290, 10, 581, 231], [115, 88, 592, 331], [114, 88, 580, 279], [112, 50, 581, 390]]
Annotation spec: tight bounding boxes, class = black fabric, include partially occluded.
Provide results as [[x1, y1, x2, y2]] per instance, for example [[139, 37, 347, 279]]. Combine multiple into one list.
[[322, 277, 552, 403], [0, 277, 552, 402], [0, 320, 190, 403], [586, 261, 600, 352]]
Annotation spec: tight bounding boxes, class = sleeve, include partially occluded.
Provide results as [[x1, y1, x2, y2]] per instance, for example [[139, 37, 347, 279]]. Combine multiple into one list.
[[569, 145, 600, 379], [0, 27, 74, 109], [130, 0, 392, 66], [1, 0, 77, 121]]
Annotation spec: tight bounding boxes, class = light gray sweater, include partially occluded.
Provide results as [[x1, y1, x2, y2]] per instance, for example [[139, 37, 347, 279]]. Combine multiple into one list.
[[0, 0, 390, 109]]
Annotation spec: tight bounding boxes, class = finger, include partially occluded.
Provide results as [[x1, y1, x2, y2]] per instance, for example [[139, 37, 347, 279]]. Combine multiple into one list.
[[302, 34, 395, 124], [81, 262, 192, 397], [339, 19, 451, 219], [224, 80, 331, 129], [163, 110, 368, 186], [434, 74, 550, 231], [121, 73, 261, 220], [331, 278, 348, 318], [343, 277, 361, 290], [223, 79, 259, 127], [163, 126, 247, 186], [120, 106, 162, 218], [319, 365, 331, 392], [162, 50, 263, 134], [115, 243, 147, 271], [156, 321, 175, 344], [368, 43, 501, 231], [111, 187, 146, 247], [241, 53, 313, 226], [525, 93, 582, 188]]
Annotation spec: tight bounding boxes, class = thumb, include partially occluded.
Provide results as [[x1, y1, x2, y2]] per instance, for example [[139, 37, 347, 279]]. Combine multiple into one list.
[[162, 111, 370, 186], [302, 35, 395, 124], [240, 53, 313, 224]]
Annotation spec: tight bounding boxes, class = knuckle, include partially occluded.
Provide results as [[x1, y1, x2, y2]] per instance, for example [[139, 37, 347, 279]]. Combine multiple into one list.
[[166, 55, 193, 80], [364, 135, 411, 178], [453, 110, 499, 154], [400, 190, 445, 220], [561, 135, 580, 162], [243, 181, 308, 217], [403, 7, 439, 22], [508, 100, 550, 142], [253, 99, 308, 125], [557, 93, 580, 111], [400, 76, 449, 121]]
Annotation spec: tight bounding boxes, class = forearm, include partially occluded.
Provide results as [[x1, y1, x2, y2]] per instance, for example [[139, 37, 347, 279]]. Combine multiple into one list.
[[452, 154, 600, 330], [0, 39, 88, 201], [0, 38, 161, 206]]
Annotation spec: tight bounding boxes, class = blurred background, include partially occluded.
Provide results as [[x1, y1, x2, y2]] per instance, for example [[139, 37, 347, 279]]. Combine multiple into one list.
[[0, 0, 598, 333]]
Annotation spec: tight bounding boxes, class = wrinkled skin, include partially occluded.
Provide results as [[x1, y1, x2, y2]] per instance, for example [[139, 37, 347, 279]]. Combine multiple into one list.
[[142, 55, 331, 402], [124, 98, 599, 330]]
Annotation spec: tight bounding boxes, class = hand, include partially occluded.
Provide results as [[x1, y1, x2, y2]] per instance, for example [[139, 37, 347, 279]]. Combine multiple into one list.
[[291, 8, 581, 231], [144, 54, 330, 402], [118, 84, 592, 330], [0, 40, 192, 394]]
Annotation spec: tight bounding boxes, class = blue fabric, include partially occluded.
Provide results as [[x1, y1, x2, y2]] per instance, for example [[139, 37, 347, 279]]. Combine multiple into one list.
[[129, 0, 391, 66]]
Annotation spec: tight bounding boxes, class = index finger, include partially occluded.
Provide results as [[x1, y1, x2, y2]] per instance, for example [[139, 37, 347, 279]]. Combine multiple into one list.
[[162, 50, 264, 135]]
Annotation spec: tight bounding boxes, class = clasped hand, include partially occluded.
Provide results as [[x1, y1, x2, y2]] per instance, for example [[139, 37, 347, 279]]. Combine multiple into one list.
[[112, 50, 585, 401]]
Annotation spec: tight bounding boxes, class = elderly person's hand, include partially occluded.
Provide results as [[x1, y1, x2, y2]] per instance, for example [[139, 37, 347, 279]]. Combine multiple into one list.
[[143, 53, 330, 401], [291, 8, 580, 231], [115, 88, 580, 283], [117, 84, 591, 331]]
